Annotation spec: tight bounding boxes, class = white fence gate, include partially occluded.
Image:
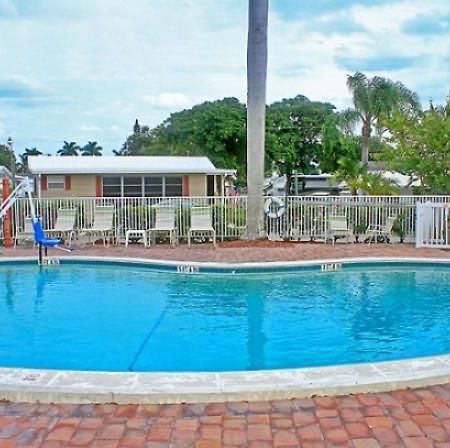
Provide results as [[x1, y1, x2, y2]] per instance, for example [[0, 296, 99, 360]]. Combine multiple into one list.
[[416, 202, 450, 248]]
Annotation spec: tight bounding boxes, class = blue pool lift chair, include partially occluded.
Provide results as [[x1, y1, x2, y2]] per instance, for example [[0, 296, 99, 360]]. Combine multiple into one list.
[[32, 217, 72, 263]]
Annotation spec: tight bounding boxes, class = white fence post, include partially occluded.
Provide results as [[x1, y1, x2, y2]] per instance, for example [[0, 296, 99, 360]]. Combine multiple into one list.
[[416, 202, 450, 248]]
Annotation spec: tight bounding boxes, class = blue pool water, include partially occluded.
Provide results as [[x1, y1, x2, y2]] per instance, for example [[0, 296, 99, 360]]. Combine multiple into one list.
[[1, 262, 450, 372]]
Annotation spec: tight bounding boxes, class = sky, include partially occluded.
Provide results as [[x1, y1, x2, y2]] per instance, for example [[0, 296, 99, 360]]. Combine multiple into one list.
[[0, 0, 449, 155]]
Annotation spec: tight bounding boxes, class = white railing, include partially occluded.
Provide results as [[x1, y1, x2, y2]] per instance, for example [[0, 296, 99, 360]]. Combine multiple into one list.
[[416, 202, 450, 248], [9, 195, 450, 244]]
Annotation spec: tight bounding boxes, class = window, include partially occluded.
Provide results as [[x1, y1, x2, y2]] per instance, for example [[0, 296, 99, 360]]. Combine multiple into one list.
[[123, 176, 143, 197], [102, 176, 121, 197], [101, 175, 184, 197], [165, 176, 183, 197], [144, 176, 163, 197], [47, 175, 65, 190]]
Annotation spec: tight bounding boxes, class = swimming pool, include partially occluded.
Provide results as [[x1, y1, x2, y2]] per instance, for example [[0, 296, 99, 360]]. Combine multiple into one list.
[[1, 259, 450, 373]]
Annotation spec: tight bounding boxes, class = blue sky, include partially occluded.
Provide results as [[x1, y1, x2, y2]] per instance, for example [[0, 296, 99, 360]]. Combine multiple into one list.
[[0, 0, 449, 155]]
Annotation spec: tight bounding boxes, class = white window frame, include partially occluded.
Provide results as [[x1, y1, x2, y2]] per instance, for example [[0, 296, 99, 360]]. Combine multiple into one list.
[[102, 175, 184, 197], [47, 175, 65, 190]]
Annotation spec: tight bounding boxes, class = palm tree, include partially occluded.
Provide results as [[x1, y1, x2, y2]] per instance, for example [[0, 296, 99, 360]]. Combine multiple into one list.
[[19, 147, 42, 172], [81, 141, 103, 156], [246, 0, 269, 239], [57, 141, 80, 156], [346, 71, 420, 165]]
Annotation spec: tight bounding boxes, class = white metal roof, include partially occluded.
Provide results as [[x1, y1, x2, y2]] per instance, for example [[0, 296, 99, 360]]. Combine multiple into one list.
[[28, 156, 235, 175]]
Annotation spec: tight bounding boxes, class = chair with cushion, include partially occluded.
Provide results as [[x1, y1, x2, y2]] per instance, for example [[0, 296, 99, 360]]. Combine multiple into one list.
[[327, 215, 353, 245], [188, 206, 216, 247], [81, 206, 115, 247], [147, 206, 177, 246], [46, 208, 77, 247]]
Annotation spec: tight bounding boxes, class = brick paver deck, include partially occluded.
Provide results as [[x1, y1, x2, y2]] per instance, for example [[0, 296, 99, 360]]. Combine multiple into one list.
[[2, 386, 450, 447], [1, 242, 450, 447], [2, 240, 450, 263]]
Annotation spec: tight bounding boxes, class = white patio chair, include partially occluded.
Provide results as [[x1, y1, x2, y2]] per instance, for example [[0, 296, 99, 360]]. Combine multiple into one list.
[[366, 216, 396, 244], [81, 206, 115, 247], [188, 206, 216, 247], [14, 217, 35, 247], [46, 208, 77, 247], [147, 206, 177, 246], [327, 215, 353, 245]]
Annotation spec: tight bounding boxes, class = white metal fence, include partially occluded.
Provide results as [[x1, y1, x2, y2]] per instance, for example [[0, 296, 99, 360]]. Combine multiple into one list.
[[416, 202, 450, 248], [8, 195, 450, 244]]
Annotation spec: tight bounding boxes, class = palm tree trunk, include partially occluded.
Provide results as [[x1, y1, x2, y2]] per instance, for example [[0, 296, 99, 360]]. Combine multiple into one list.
[[245, 0, 268, 240], [361, 120, 371, 166]]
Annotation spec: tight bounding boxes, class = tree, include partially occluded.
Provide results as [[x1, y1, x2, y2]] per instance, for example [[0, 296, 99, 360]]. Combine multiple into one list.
[[334, 158, 399, 195], [119, 121, 152, 155], [19, 147, 42, 173], [383, 100, 450, 194], [266, 95, 336, 194], [139, 98, 247, 182], [133, 119, 141, 135], [246, 0, 269, 239], [346, 71, 420, 165], [0, 144, 15, 172], [57, 141, 80, 156], [319, 116, 361, 174], [81, 141, 103, 156]]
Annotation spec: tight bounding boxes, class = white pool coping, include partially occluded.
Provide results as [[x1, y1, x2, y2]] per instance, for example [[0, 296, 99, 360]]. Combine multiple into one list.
[[1, 255, 450, 404]]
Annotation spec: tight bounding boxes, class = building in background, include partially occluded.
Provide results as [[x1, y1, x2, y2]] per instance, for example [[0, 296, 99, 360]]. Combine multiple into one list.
[[28, 156, 236, 198]]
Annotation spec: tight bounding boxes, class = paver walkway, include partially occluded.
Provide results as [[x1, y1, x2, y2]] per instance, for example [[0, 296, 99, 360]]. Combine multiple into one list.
[[1, 243, 450, 447], [3, 386, 450, 447], [2, 241, 450, 263]]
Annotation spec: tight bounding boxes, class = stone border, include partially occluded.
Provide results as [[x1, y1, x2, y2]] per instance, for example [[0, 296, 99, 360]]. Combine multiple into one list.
[[1, 256, 450, 404]]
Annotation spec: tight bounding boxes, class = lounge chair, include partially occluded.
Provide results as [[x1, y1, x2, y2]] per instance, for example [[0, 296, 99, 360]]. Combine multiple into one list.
[[81, 206, 115, 247], [147, 206, 177, 246], [14, 217, 35, 247], [188, 206, 216, 247], [327, 215, 353, 245], [45, 208, 76, 247], [366, 216, 396, 244]]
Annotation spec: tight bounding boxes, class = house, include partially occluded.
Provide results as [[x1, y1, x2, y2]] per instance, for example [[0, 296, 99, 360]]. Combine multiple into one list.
[[28, 156, 236, 198]]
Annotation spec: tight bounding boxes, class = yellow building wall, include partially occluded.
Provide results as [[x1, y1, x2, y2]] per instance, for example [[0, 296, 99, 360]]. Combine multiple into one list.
[[188, 174, 207, 196], [40, 174, 206, 197], [41, 175, 96, 198]]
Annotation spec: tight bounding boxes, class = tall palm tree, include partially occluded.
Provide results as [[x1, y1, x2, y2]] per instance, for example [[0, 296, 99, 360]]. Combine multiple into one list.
[[19, 147, 42, 172], [57, 141, 80, 156], [81, 141, 103, 156], [246, 0, 269, 239], [346, 71, 420, 165]]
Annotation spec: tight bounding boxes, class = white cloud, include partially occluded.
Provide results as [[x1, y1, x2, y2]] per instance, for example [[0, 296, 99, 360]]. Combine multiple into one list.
[[79, 125, 101, 132], [0, 119, 5, 138], [142, 93, 192, 109], [0, 0, 449, 153], [267, 0, 450, 108]]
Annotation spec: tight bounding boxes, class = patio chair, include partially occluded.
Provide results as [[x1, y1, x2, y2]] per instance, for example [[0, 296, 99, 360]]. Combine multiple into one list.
[[188, 206, 216, 247], [14, 216, 35, 247], [366, 216, 396, 245], [45, 208, 77, 247], [327, 215, 353, 245], [81, 206, 115, 247], [147, 206, 177, 246]]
